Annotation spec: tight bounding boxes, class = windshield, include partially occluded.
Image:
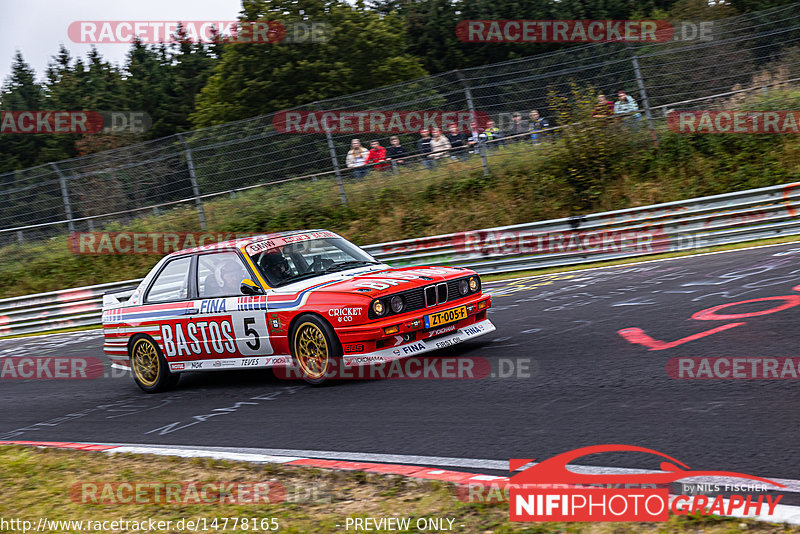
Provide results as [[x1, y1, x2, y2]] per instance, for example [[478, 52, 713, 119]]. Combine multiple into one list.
[[246, 233, 380, 287]]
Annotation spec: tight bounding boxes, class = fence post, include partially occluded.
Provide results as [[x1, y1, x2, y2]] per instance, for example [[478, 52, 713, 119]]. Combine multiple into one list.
[[325, 130, 348, 206], [456, 70, 490, 177], [626, 44, 659, 148], [177, 133, 207, 230], [16, 230, 23, 244], [50, 163, 75, 233], [315, 103, 348, 206]]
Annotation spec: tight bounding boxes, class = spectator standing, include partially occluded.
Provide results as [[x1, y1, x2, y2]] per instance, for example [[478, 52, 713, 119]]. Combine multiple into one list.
[[416, 128, 433, 169], [528, 110, 550, 143], [346, 139, 370, 178], [365, 140, 388, 170], [593, 94, 614, 118], [385, 136, 409, 166], [429, 128, 452, 161], [466, 120, 483, 154], [481, 120, 504, 147], [506, 113, 528, 142], [446, 124, 467, 160], [614, 90, 641, 121]]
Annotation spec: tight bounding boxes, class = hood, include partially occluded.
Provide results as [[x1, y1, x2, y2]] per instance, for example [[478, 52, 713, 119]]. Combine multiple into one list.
[[271, 265, 472, 297]]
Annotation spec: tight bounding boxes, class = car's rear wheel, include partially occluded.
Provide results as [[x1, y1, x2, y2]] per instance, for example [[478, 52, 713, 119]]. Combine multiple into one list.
[[130, 336, 179, 393], [291, 315, 341, 385]]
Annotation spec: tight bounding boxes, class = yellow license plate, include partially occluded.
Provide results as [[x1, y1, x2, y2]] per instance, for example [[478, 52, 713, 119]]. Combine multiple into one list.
[[424, 305, 468, 329]]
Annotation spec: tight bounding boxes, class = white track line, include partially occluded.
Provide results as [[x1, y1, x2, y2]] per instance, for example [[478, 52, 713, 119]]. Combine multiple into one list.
[[483, 238, 800, 287], [92, 442, 800, 493]]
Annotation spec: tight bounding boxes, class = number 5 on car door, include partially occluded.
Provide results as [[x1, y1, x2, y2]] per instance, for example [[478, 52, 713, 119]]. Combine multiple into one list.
[[233, 314, 273, 355]]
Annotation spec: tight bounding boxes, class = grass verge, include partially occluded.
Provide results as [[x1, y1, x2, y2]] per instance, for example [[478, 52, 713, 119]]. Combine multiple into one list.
[[0, 446, 796, 533]]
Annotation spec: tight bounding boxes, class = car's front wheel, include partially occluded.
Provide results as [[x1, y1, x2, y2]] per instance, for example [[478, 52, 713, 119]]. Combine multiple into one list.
[[129, 336, 179, 393], [290, 315, 341, 385]]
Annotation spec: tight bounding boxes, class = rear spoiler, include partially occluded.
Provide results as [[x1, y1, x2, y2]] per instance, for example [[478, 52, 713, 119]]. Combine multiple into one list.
[[102, 286, 138, 309]]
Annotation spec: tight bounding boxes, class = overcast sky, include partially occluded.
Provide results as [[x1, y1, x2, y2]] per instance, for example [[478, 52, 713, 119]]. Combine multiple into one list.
[[1, 0, 243, 85]]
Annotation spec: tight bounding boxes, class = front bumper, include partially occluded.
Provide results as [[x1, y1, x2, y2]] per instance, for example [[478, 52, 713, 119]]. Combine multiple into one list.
[[341, 318, 496, 367]]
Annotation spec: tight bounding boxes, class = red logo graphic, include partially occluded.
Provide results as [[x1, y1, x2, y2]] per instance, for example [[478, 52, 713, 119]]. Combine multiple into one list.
[[510, 445, 783, 522], [619, 285, 800, 351]]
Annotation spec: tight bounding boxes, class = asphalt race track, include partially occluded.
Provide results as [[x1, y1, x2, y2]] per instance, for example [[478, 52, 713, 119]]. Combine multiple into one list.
[[2, 242, 800, 485]]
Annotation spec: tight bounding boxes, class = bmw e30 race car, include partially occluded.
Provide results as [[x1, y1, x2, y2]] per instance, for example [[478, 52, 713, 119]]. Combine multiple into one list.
[[102, 230, 495, 392]]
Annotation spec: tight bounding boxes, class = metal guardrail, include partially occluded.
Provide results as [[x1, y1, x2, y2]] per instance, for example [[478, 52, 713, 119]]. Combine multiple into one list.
[[1, 180, 798, 338]]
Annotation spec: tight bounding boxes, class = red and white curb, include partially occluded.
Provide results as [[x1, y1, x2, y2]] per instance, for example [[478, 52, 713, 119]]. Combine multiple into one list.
[[3, 440, 800, 525], [0, 440, 506, 486]]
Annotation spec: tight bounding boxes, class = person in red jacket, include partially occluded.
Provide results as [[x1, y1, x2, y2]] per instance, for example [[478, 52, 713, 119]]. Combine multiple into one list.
[[365, 140, 389, 170]]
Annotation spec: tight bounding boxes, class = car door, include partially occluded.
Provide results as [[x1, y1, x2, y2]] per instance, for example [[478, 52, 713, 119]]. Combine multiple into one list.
[[142, 255, 197, 369], [195, 251, 273, 367]]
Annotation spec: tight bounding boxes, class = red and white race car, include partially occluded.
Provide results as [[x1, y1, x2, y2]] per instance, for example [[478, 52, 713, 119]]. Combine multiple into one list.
[[102, 229, 494, 392]]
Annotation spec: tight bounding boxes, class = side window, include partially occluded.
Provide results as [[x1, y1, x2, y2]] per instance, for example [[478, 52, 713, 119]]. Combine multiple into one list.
[[146, 257, 192, 303], [197, 252, 249, 298]]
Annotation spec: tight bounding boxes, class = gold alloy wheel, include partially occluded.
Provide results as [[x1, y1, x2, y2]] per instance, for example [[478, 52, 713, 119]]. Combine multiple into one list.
[[294, 323, 329, 380], [131, 338, 160, 387]]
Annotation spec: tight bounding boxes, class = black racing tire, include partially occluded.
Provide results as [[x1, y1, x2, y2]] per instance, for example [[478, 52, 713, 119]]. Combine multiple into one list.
[[129, 335, 180, 393], [289, 314, 342, 385]]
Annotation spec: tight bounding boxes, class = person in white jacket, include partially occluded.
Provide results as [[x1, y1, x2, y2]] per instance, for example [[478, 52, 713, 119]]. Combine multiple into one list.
[[345, 139, 370, 178], [429, 128, 452, 161]]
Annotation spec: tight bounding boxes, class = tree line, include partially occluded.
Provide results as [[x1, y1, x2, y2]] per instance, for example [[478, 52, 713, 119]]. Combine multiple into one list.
[[0, 0, 793, 173]]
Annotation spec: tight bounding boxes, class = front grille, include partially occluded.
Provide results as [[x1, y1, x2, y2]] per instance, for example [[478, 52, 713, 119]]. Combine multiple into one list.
[[403, 288, 425, 313], [368, 277, 476, 319], [437, 283, 448, 304], [424, 286, 437, 307], [446, 278, 462, 298]]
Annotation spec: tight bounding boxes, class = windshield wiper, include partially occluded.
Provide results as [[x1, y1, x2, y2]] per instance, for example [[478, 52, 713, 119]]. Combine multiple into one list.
[[276, 272, 325, 285], [276, 261, 380, 285], [322, 260, 380, 273]]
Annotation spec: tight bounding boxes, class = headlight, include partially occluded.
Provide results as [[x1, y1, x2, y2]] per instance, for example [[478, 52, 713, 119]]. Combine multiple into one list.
[[390, 295, 404, 313], [458, 279, 469, 295], [469, 276, 479, 292], [372, 299, 386, 316]]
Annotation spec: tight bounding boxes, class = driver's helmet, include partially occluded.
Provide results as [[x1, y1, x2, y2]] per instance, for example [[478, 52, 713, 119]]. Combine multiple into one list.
[[259, 251, 290, 282], [215, 260, 245, 292]]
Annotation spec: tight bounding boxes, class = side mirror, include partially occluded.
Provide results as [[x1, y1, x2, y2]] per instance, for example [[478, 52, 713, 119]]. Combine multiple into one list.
[[240, 278, 265, 296]]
